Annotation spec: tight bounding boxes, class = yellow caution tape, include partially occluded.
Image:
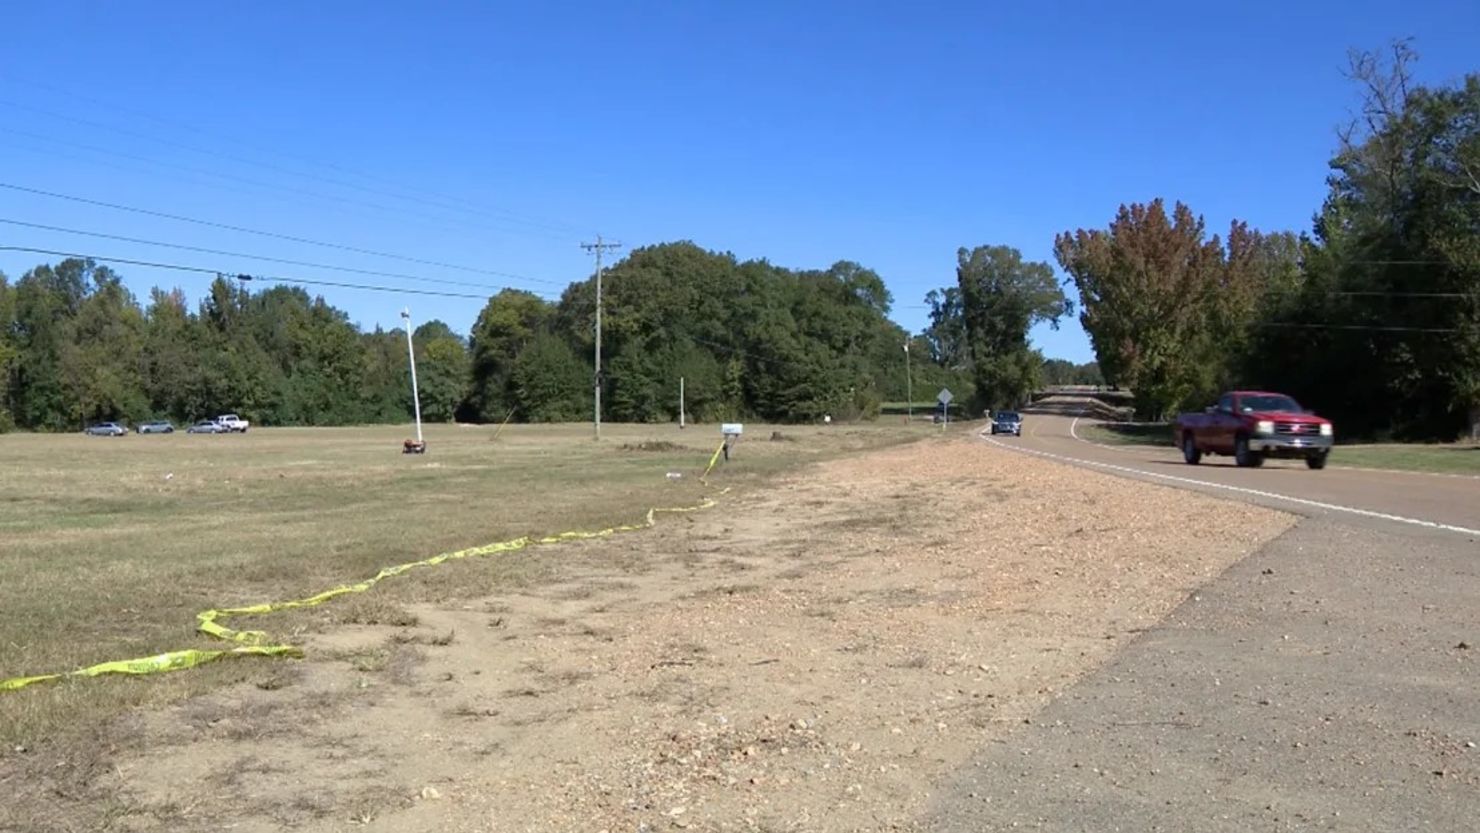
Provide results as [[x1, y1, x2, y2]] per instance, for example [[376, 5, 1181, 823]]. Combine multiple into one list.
[[702, 440, 726, 482], [0, 646, 302, 692], [1, 472, 730, 692]]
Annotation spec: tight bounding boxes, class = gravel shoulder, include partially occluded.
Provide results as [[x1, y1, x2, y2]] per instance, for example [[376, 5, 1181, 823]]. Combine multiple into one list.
[[3, 438, 1294, 832], [925, 517, 1480, 832]]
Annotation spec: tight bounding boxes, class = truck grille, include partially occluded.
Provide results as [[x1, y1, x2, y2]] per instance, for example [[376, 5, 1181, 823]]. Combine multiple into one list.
[[1274, 422, 1314, 435]]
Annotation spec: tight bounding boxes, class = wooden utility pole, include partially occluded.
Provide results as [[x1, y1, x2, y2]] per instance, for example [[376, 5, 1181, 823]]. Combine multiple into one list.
[[581, 236, 622, 440]]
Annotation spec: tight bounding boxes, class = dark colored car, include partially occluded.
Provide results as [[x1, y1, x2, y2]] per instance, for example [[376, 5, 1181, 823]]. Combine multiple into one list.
[[187, 420, 227, 434], [85, 422, 127, 437], [138, 420, 175, 434], [990, 411, 1023, 436]]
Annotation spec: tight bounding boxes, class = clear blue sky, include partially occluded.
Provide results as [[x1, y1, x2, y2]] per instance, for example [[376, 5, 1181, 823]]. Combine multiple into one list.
[[2, 2, 1477, 363]]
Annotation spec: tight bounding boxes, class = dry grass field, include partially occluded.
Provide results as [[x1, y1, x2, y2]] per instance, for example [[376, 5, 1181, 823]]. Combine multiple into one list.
[[0, 420, 930, 747], [0, 428, 1295, 832]]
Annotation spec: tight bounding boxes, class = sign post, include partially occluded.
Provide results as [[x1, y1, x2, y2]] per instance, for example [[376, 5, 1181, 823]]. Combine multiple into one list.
[[721, 423, 743, 461], [937, 387, 954, 430]]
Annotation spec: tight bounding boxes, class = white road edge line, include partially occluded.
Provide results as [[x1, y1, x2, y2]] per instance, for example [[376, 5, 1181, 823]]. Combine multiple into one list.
[[979, 430, 1480, 538], [1068, 411, 1479, 479]]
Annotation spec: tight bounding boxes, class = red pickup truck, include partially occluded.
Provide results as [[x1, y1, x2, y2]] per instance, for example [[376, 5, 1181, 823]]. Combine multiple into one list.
[[1175, 391, 1333, 469]]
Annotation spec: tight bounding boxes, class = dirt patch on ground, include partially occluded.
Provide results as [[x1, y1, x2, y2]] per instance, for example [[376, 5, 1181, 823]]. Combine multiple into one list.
[[5, 438, 1293, 832]]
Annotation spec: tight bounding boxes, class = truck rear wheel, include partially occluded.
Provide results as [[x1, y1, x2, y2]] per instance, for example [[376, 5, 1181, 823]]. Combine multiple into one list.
[[1182, 434, 1201, 465]]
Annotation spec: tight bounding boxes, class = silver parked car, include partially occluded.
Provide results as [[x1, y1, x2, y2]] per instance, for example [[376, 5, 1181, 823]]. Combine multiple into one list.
[[187, 420, 227, 434], [85, 422, 127, 437], [138, 420, 175, 434]]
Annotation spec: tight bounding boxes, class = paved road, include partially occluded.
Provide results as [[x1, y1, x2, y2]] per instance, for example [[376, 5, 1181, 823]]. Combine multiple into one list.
[[995, 405, 1479, 536], [926, 403, 1479, 832]]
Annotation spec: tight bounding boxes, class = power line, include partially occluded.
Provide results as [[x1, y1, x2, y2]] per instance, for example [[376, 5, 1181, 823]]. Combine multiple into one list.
[[0, 245, 216, 276], [1254, 321, 1458, 333], [0, 245, 507, 301], [234, 272, 495, 301], [686, 333, 815, 373], [0, 182, 568, 286], [0, 96, 589, 236], [0, 126, 575, 244], [1321, 290, 1470, 298], [0, 218, 560, 296]]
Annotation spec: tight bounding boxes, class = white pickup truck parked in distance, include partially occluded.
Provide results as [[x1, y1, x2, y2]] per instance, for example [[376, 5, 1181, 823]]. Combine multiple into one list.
[[215, 414, 250, 432]]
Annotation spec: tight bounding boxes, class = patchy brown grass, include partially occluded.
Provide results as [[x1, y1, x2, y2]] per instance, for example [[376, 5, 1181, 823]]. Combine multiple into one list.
[[620, 439, 688, 453], [0, 420, 925, 753]]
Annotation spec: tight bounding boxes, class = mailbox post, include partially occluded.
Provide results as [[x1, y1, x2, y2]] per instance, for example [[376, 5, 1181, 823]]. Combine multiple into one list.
[[721, 423, 743, 461]]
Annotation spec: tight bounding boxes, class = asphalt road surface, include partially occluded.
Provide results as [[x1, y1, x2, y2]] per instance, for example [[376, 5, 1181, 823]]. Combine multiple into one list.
[[986, 404, 1478, 535], [927, 402, 1479, 832]]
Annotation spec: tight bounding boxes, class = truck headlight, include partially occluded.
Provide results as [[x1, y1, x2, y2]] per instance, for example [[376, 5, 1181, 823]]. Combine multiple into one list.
[[1256, 420, 1274, 435], [1319, 423, 1333, 437]]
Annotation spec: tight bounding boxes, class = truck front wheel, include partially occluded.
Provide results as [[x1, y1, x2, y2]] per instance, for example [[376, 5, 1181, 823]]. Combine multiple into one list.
[[1182, 434, 1201, 465], [1306, 451, 1328, 470], [1234, 435, 1264, 468]]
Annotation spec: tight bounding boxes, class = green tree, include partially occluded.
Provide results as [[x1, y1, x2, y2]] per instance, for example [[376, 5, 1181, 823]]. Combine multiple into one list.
[[0, 237, 942, 430], [61, 265, 149, 425], [468, 290, 553, 421], [512, 331, 590, 422], [357, 326, 411, 423], [607, 338, 664, 422], [0, 273, 15, 431], [1244, 44, 1480, 439], [413, 321, 470, 422], [954, 245, 1067, 411], [11, 261, 83, 429], [1040, 358, 1105, 387], [669, 338, 724, 422], [1054, 201, 1276, 419], [142, 288, 207, 421], [923, 287, 967, 369]]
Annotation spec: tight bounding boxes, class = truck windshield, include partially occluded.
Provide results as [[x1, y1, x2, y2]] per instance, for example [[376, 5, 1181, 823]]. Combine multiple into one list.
[[1240, 395, 1301, 413]]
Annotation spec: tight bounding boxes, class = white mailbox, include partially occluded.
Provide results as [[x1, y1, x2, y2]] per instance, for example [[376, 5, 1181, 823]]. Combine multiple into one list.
[[721, 423, 744, 436]]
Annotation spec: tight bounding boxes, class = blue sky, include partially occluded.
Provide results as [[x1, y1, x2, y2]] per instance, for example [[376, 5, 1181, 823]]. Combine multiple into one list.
[[2, 2, 1478, 363]]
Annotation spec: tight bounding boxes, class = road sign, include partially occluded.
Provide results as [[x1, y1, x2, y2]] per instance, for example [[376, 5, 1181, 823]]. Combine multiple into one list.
[[937, 388, 953, 405]]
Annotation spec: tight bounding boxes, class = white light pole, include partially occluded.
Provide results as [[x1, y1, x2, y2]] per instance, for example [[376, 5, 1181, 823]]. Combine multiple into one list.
[[679, 376, 686, 429], [904, 340, 913, 422], [401, 308, 423, 444]]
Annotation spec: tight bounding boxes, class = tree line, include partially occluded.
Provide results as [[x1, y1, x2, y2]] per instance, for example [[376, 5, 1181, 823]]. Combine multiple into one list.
[[0, 244, 978, 432], [6, 44, 1465, 439], [1049, 44, 1478, 440], [920, 43, 1476, 440]]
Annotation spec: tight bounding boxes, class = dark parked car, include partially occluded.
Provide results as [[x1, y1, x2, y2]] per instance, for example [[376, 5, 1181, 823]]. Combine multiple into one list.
[[137, 420, 175, 434], [187, 420, 227, 434], [990, 411, 1023, 436], [85, 422, 127, 437]]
